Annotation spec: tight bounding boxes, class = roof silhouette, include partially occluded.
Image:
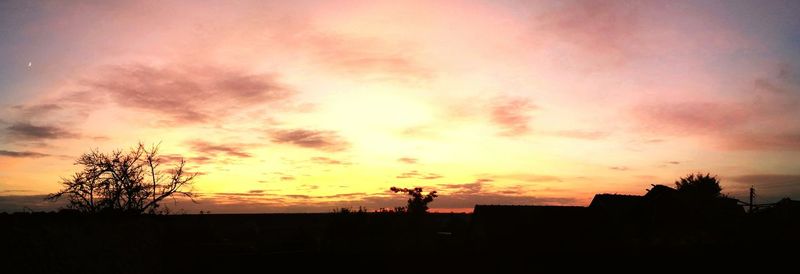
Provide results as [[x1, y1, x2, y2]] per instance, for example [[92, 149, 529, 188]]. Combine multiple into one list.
[[589, 194, 643, 209]]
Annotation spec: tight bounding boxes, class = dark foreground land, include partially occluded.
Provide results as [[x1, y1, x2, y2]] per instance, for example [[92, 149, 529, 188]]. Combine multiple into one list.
[[1, 207, 799, 273]]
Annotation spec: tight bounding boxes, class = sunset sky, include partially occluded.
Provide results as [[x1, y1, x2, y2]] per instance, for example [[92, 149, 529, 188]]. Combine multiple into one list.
[[1, 0, 799, 213]]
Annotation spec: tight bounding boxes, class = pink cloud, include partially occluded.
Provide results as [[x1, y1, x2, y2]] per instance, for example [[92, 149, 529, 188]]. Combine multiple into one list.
[[552, 130, 609, 140], [726, 174, 800, 201], [439, 178, 494, 195], [396, 170, 443, 180], [486, 173, 562, 183], [269, 129, 349, 152], [187, 140, 254, 158], [632, 101, 800, 150], [88, 64, 294, 125], [491, 97, 536, 136], [304, 34, 432, 83], [0, 150, 50, 158], [533, 0, 643, 67], [310, 156, 351, 165], [397, 157, 418, 164], [631, 65, 800, 151], [721, 133, 800, 151], [4, 122, 80, 141], [632, 102, 751, 134]]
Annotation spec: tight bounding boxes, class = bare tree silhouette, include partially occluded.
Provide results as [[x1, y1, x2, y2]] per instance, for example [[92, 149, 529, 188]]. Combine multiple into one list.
[[390, 187, 437, 214], [46, 142, 196, 214]]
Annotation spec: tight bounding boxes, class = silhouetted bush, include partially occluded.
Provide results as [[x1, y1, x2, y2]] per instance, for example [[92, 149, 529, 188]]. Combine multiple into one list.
[[390, 187, 437, 214], [675, 173, 723, 199], [374, 207, 407, 213], [46, 142, 197, 214], [333, 206, 368, 214]]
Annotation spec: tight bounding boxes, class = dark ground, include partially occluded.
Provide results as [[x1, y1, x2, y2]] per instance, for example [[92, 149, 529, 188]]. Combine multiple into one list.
[[1, 211, 798, 273]]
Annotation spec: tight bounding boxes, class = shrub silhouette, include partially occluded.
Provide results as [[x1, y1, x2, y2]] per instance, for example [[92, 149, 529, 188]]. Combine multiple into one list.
[[46, 142, 196, 214], [675, 173, 722, 200], [390, 187, 437, 214], [333, 206, 368, 214]]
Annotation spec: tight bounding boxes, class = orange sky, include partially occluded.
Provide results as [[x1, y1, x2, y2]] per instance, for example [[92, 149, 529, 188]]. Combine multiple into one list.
[[1, 0, 800, 213]]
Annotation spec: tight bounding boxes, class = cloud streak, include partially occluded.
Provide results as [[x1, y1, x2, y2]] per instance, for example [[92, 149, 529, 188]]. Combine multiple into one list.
[[0, 150, 50, 158], [726, 174, 800, 201], [186, 140, 254, 163], [491, 97, 536, 136], [310, 157, 350, 165], [396, 170, 443, 180], [632, 66, 800, 151], [397, 157, 418, 164], [552, 130, 609, 140], [269, 129, 349, 152], [439, 178, 493, 195], [305, 34, 432, 83], [89, 64, 294, 125], [728, 174, 800, 190], [0, 195, 61, 213], [487, 173, 562, 183], [4, 122, 79, 141], [526, 0, 645, 68]]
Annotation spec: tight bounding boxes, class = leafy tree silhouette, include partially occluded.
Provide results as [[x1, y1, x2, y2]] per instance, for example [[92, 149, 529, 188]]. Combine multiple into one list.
[[390, 187, 437, 214], [674, 173, 722, 200], [46, 142, 197, 214]]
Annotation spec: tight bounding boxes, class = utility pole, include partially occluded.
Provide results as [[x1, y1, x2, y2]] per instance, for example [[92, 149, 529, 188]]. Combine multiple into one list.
[[749, 186, 756, 213]]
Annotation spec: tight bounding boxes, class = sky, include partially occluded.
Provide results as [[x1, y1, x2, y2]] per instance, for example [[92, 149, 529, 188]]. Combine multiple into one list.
[[1, 0, 800, 213]]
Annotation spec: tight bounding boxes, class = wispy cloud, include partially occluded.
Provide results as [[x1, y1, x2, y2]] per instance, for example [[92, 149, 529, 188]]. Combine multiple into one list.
[[491, 97, 536, 136], [0, 195, 61, 213], [439, 178, 493, 195], [552, 130, 609, 140], [721, 133, 800, 151], [633, 102, 750, 135], [0, 150, 50, 158], [10, 104, 63, 119], [305, 34, 432, 83], [4, 122, 79, 141], [174, 188, 577, 213], [269, 129, 349, 152], [310, 157, 350, 165], [397, 157, 418, 164], [396, 170, 443, 180], [0, 189, 578, 213], [728, 174, 800, 190], [88, 64, 294, 125], [487, 173, 562, 183], [726, 174, 800, 201], [632, 66, 800, 151], [189, 140, 253, 158], [534, 0, 643, 67]]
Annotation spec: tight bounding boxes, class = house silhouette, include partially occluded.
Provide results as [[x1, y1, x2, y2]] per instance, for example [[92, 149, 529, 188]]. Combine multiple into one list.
[[469, 185, 754, 255]]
